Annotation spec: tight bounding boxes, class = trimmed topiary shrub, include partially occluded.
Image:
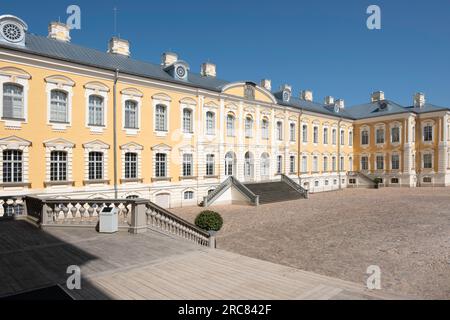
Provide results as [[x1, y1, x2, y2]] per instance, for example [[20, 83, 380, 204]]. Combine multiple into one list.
[[195, 211, 223, 232]]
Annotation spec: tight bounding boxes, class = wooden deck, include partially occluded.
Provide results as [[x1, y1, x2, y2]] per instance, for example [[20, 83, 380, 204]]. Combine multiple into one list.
[[0, 221, 406, 300]]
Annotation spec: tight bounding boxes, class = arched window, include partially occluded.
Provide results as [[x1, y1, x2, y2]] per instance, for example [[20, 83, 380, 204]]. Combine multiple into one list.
[[227, 114, 235, 137], [290, 123, 296, 142], [155, 104, 167, 132], [323, 128, 329, 144], [424, 124, 433, 142], [361, 129, 369, 145], [206, 154, 215, 176], [3, 83, 24, 119], [323, 156, 328, 172], [332, 129, 337, 145], [245, 116, 253, 138], [289, 156, 296, 174], [182, 154, 193, 177], [2, 150, 23, 183], [261, 118, 269, 140], [261, 153, 270, 178], [302, 125, 308, 143], [50, 90, 68, 123], [125, 100, 138, 129], [183, 108, 193, 133], [225, 152, 235, 176], [206, 111, 215, 135], [88, 95, 104, 126], [88, 152, 103, 180]]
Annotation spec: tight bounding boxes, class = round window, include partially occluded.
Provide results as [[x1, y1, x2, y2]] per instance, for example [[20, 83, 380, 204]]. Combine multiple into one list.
[[1, 23, 24, 43], [283, 91, 290, 101], [176, 66, 186, 78]]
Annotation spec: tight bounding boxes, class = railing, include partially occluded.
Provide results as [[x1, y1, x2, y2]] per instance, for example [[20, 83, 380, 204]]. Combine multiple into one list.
[[0, 196, 26, 219], [202, 176, 259, 207], [346, 171, 377, 188], [41, 199, 133, 228], [0, 196, 211, 247], [145, 201, 210, 246], [281, 174, 309, 199]]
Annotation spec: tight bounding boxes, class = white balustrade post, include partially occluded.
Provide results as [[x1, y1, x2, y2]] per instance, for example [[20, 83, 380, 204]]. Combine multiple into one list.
[[129, 200, 148, 234]]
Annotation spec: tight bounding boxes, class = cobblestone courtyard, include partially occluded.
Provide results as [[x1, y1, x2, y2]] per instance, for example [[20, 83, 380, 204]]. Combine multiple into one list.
[[173, 188, 450, 299]]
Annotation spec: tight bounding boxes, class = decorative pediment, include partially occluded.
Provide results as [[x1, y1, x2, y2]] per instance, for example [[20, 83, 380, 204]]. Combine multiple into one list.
[[43, 138, 75, 148], [180, 97, 197, 106], [121, 88, 144, 98], [152, 93, 171, 102], [45, 75, 75, 87], [289, 115, 298, 121], [0, 136, 31, 148], [84, 81, 110, 92], [120, 142, 144, 151], [0, 67, 31, 80], [151, 143, 172, 152], [204, 101, 219, 109], [275, 113, 285, 120], [261, 109, 272, 116], [225, 103, 238, 111], [83, 140, 110, 150], [244, 106, 255, 113]]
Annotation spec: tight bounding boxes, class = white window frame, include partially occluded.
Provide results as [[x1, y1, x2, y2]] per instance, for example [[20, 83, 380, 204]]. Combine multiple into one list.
[[44, 138, 75, 186], [245, 116, 254, 138], [84, 83, 109, 133], [290, 122, 296, 142], [83, 140, 110, 184], [121, 142, 144, 183], [261, 118, 269, 140], [0, 68, 30, 128], [152, 94, 171, 137], [205, 111, 216, 136]]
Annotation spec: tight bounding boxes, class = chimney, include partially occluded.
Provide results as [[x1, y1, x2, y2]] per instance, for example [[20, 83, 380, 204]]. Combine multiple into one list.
[[301, 90, 313, 102], [371, 91, 385, 102], [201, 62, 216, 77], [48, 22, 71, 42], [161, 52, 178, 67], [108, 37, 130, 57], [324, 96, 335, 105], [335, 99, 345, 110], [260, 79, 272, 91], [414, 92, 426, 108]]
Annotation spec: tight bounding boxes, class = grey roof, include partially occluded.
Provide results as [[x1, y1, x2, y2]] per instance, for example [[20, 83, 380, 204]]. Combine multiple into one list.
[[1, 33, 448, 121], [0, 33, 230, 92]]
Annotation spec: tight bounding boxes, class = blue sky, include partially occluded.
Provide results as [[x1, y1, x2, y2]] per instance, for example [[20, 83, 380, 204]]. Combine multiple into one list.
[[2, 0, 450, 106]]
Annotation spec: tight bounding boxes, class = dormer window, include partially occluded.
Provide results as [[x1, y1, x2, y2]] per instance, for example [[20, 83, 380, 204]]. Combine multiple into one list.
[[164, 60, 190, 81], [0, 15, 28, 47]]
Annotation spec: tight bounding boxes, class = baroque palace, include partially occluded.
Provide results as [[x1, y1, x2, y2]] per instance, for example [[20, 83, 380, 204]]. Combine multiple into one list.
[[1, 14, 450, 209]]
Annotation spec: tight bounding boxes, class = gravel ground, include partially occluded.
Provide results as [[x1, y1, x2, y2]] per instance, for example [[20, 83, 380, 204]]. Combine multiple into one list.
[[173, 188, 450, 299]]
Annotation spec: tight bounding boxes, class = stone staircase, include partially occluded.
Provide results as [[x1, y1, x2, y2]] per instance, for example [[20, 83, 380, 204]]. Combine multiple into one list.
[[245, 180, 306, 205]]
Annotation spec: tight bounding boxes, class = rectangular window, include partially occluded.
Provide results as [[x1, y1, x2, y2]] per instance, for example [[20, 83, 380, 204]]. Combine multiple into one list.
[[125, 152, 137, 179], [301, 156, 308, 173], [155, 104, 167, 131], [340, 130, 345, 146], [361, 156, 368, 170], [376, 155, 384, 170], [323, 128, 328, 144], [391, 127, 400, 143], [155, 153, 167, 177], [423, 154, 433, 169], [376, 128, 385, 144], [245, 118, 253, 138], [361, 130, 369, 145], [227, 115, 235, 137], [50, 151, 67, 182], [289, 156, 295, 174], [302, 125, 308, 143], [332, 129, 337, 145], [125, 100, 138, 129], [88, 152, 103, 180], [349, 131, 353, 146], [277, 122, 283, 141], [277, 156, 283, 174], [323, 157, 328, 172], [313, 156, 318, 172], [206, 154, 215, 176], [88, 95, 104, 126], [391, 154, 400, 170], [2, 150, 23, 183], [183, 109, 193, 133], [50, 90, 68, 123], [332, 157, 337, 172], [183, 154, 193, 177], [340, 157, 344, 171], [184, 191, 194, 200], [261, 120, 269, 140], [206, 112, 215, 135], [313, 127, 319, 144], [3, 83, 24, 120], [290, 123, 296, 142], [424, 125, 433, 142]]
